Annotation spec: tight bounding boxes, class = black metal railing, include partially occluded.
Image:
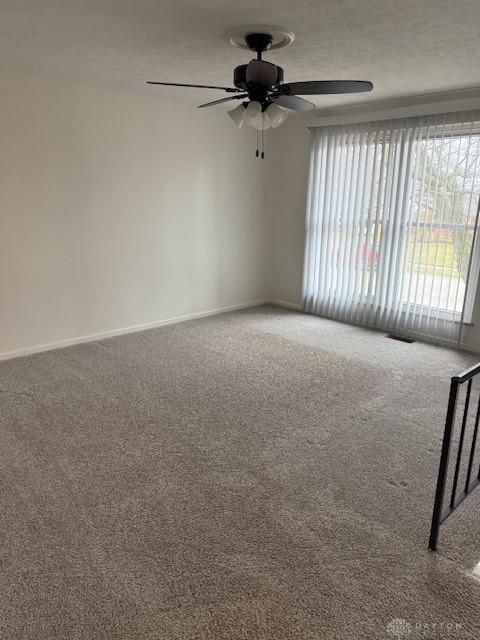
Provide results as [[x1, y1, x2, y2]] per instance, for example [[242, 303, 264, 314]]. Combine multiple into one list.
[[429, 362, 480, 551]]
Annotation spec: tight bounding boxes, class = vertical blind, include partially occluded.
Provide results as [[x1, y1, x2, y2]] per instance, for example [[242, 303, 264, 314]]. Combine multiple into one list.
[[303, 110, 480, 345]]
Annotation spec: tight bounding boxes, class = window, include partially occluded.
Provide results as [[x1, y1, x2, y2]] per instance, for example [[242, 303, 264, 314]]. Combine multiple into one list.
[[405, 127, 480, 320]]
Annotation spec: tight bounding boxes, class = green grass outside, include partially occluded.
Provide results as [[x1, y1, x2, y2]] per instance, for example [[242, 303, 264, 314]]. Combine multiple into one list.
[[405, 240, 460, 277]]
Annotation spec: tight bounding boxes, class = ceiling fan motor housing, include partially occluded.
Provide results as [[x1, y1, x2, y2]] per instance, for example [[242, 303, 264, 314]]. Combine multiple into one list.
[[234, 64, 284, 90]]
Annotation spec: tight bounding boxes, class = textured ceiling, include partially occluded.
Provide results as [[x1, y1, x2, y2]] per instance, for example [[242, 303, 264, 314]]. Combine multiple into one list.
[[1, 0, 480, 110]]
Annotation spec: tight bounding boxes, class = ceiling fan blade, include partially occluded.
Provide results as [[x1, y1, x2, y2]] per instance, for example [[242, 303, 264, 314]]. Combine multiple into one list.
[[147, 81, 239, 93], [280, 80, 373, 95], [197, 94, 248, 109], [270, 94, 315, 111]]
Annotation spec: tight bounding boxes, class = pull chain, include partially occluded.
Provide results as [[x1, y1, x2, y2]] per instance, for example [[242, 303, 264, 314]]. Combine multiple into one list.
[[254, 116, 266, 159]]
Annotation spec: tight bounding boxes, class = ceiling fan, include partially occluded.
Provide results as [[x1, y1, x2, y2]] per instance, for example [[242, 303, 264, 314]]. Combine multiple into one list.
[[147, 30, 373, 156]]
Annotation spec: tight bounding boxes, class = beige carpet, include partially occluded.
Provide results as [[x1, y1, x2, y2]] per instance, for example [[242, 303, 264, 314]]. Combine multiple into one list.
[[1, 304, 480, 639]]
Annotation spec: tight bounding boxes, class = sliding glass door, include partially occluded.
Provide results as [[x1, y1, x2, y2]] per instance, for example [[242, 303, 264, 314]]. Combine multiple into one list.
[[303, 111, 480, 344]]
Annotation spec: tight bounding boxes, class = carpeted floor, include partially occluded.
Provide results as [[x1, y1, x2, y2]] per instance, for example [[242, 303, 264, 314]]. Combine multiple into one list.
[[1, 304, 480, 639]]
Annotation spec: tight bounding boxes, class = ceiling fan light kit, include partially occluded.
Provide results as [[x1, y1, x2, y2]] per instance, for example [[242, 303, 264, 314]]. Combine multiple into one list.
[[147, 26, 373, 157], [228, 101, 288, 131]]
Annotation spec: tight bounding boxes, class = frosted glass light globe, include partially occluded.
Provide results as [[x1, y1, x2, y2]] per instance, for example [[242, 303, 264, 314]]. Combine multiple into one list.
[[256, 112, 272, 131], [266, 103, 288, 128], [243, 101, 262, 126], [228, 104, 246, 128]]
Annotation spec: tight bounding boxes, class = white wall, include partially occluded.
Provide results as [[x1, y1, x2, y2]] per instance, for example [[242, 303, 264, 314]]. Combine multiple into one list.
[[266, 116, 310, 308], [0, 70, 268, 357]]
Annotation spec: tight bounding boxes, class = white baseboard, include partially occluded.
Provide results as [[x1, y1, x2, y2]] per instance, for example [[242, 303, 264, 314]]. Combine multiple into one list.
[[3, 297, 476, 361], [269, 298, 303, 311], [457, 341, 480, 355], [0, 299, 269, 362]]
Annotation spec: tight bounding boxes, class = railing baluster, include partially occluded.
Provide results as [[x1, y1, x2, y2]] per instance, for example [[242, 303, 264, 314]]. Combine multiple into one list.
[[430, 364, 480, 552], [465, 389, 480, 492], [450, 379, 472, 508], [429, 378, 459, 551]]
